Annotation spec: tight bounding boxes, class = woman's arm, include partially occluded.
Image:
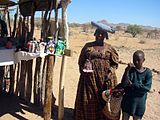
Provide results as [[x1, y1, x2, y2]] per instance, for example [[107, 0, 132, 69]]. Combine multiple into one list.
[[78, 43, 88, 73], [109, 46, 119, 73]]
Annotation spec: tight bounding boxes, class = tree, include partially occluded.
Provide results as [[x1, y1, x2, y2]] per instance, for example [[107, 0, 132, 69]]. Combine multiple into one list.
[[125, 25, 141, 37]]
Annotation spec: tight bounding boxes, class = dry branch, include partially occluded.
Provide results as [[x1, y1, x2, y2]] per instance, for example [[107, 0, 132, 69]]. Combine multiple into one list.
[[118, 60, 160, 74]]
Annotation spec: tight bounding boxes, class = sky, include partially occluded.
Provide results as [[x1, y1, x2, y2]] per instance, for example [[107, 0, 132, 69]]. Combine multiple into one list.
[[67, 0, 160, 28], [10, 0, 160, 28]]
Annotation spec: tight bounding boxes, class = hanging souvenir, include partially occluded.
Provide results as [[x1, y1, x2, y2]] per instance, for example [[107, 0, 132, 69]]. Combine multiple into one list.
[[55, 38, 66, 56], [46, 40, 56, 55], [27, 41, 37, 53], [39, 42, 46, 53]]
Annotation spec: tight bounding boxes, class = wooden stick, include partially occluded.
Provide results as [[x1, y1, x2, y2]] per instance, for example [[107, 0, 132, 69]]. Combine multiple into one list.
[[152, 69, 160, 74], [118, 60, 160, 74]]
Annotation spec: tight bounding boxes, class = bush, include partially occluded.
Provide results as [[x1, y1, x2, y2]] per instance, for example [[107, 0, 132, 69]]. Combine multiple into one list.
[[139, 40, 146, 44], [125, 25, 141, 37]]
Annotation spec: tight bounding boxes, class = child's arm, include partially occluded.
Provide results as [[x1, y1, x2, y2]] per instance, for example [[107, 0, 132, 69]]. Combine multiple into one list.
[[131, 69, 152, 95]]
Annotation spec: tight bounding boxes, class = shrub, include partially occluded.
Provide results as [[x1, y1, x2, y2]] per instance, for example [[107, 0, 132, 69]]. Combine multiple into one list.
[[139, 40, 146, 44], [125, 25, 141, 37]]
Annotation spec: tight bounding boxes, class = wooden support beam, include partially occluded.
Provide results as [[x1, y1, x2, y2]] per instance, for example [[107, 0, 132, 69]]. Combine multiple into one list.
[[58, 0, 71, 119], [19, 60, 27, 99], [0, 67, 4, 94], [29, 2, 35, 41], [9, 64, 15, 95], [43, 55, 55, 120], [43, 1, 55, 120], [26, 60, 33, 102], [14, 62, 21, 96], [7, 10, 11, 36], [12, 7, 18, 37]]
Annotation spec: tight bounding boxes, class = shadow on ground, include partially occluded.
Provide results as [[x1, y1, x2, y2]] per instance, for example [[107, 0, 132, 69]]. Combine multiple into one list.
[[0, 94, 74, 120], [52, 106, 74, 120]]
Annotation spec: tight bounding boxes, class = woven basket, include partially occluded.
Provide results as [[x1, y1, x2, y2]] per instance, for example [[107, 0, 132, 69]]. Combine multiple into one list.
[[102, 89, 123, 120]]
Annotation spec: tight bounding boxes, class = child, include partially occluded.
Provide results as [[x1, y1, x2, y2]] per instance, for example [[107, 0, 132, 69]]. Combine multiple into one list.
[[121, 50, 152, 120]]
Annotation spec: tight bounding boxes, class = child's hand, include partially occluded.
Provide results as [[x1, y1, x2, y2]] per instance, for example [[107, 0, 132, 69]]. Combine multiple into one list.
[[128, 80, 132, 86], [107, 72, 112, 80], [125, 63, 134, 71]]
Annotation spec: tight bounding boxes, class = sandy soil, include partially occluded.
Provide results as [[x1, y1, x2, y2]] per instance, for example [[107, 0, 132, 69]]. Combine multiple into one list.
[[0, 27, 160, 120]]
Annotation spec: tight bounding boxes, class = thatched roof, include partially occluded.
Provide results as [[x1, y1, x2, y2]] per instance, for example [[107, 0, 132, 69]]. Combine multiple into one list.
[[0, 0, 16, 7], [19, 0, 61, 17]]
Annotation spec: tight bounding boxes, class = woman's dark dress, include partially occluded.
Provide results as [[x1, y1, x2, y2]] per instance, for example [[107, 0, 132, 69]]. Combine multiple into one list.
[[74, 42, 119, 120]]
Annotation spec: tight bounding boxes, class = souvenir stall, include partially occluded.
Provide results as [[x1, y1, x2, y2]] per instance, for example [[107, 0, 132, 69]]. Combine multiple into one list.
[[0, 0, 17, 96], [0, 0, 71, 119]]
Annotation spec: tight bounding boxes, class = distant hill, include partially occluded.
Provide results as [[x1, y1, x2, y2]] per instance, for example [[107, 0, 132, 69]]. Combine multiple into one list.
[[96, 19, 159, 30], [34, 17, 160, 30]]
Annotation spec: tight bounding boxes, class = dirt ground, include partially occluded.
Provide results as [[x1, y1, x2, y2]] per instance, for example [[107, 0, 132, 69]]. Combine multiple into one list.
[[0, 27, 160, 120]]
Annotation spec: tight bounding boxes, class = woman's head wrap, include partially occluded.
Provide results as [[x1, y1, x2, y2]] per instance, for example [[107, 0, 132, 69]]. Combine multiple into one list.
[[94, 28, 109, 39], [91, 21, 115, 39]]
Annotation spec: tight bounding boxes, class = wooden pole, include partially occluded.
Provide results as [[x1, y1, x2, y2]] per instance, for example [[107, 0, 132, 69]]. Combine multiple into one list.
[[7, 10, 11, 36], [54, 0, 59, 42], [58, 0, 71, 119], [0, 67, 4, 94], [12, 7, 18, 37], [9, 65, 15, 95], [41, 11, 44, 40], [43, 1, 54, 120], [19, 60, 27, 99], [43, 55, 54, 120], [14, 62, 21, 96], [26, 60, 33, 102], [34, 57, 42, 105], [41, 57, 47, 106], [29, 2, 35, 41]]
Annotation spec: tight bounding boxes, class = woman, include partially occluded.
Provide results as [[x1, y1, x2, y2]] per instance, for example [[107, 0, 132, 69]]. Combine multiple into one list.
[[74, 28, 119, 120]]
